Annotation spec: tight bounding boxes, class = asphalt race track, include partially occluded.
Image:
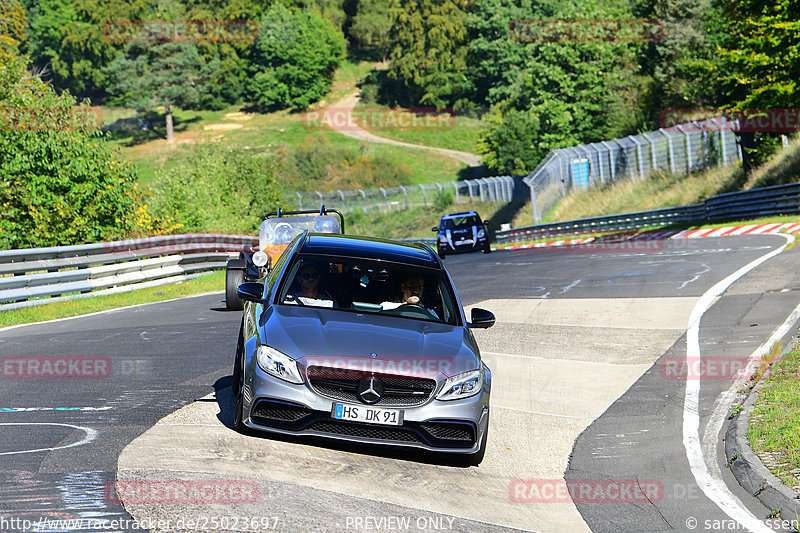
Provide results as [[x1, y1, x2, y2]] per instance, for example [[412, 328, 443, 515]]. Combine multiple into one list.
[[1, 235, 799, 533]]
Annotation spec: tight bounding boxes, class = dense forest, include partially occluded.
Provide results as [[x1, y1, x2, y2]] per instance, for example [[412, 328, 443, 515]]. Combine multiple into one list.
[[1, 0, 798, 247]]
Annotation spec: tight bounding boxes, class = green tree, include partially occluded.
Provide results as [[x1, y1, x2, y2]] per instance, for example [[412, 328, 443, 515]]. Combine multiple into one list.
[[248, 4, 345, 111], [105, 42, 219, 141], [23, 0, 146, 100], [1, 0, 27, 62], [350, 0, 393, 61], [386, 0, 469, 108], [149, 144, 282, 234], [0, 52, 143, 249]]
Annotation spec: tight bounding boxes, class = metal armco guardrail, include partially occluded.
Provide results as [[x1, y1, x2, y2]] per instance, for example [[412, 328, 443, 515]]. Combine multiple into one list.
[[0, 234, 257, 310], [495, 182, 800, 244]]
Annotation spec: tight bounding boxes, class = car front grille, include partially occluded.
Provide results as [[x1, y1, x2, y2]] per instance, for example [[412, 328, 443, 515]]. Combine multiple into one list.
[[306, 421, 423, 444], [419, 421, 476, 442], [250, 399, 313, 428], [306, 366, 436, 407]]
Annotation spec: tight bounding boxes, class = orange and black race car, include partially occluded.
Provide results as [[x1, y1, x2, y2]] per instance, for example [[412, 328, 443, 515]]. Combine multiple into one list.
[[225, 207, 345, 310]]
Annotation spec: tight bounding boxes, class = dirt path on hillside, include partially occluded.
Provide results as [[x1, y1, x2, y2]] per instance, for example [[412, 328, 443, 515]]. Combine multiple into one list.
[[327, 91, 483, 167]]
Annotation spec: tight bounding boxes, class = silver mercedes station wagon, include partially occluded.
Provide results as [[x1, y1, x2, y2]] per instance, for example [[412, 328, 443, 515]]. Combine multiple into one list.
[[232, 232, 495, 465]]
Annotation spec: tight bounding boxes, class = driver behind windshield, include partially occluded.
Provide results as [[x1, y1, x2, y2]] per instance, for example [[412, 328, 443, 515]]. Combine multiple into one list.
[[288, 262, 335, 307], [381, 273, 439, 318]]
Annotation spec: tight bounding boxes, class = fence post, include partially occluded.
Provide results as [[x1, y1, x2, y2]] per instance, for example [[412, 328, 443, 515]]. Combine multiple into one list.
[[419, 184, 427, 207], [296, 192, 303, 209], [641, 132, 658, 171], [452, 182, 460, 204], [660, 129, 676, 173], [601, 141, 616, 182], [467, 180, 476, 199], [677, 125, 693, 171], [315, 191, 323, 210], [399, 185, 408, 209], [436, 182, 443, 202], [526, 179, 539, 223], [358, 189, 367, 213], [589, 145, 604, 184], [628, 135, 646, 180], [379, 187, 388, 211], [337, 190, 346, 212]]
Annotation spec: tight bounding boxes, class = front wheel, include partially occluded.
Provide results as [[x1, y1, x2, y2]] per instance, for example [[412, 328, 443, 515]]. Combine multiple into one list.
[[483, 243, 492, 254], [225, 268, 244, 311]]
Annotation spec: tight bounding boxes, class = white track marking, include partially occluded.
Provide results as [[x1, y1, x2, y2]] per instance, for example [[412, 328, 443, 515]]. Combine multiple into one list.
[[704, 301, 800, 496], [0, 422, 98, 456], [683, 233, 793, 532]]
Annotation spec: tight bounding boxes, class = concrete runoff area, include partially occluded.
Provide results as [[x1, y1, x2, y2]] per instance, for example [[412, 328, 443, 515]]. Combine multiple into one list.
[[117, 297, 701, 532]]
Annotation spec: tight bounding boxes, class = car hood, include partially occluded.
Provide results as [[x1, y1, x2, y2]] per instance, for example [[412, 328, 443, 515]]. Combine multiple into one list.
[[262, 306, 480, 379]]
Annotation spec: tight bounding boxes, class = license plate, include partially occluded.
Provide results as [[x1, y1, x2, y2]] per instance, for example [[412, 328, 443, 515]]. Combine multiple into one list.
[[332, 403, 403, 426], [457, 239, 474, 245]]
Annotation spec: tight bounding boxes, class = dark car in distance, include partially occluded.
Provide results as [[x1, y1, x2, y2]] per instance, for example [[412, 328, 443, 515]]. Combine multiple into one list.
[[433, 211, 491, 257], [232, 232, 495, 465]]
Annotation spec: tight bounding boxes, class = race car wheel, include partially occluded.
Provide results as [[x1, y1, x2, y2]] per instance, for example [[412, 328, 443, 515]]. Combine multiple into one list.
[[437, 246, 446, 258], [483, 243, 492, 254], [225, 267, 245, 311]]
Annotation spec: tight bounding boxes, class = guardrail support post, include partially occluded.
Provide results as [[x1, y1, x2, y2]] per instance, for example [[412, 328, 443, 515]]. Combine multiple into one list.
[[379, 187, 388, 211], [419, 184, 427, 207], [399, 185, 408, 209], [452, 182, 460, 204], [296, 192, 303, 209], [337, 189, 346, 212], [678, 125, 693, 171], [316, 191, 324, 210]]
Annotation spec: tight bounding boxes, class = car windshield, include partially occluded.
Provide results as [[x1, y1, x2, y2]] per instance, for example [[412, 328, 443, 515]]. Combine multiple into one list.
[[442, 215, 480, 230], [276, 254, 460, 326], [258, 215, 340, 249]]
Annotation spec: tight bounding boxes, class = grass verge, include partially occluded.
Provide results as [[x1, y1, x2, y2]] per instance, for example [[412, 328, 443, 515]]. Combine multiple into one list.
[[0, 271, 224, 329], [747, 345, 800, 493]]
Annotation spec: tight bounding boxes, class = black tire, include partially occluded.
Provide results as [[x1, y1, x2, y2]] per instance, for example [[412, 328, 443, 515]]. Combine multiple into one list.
[[437, 247, 446, 259], [225, 268, 245, 311], [233, 390, 246, 432], [483, 243, 492, 254], [232, 321, 244, 394]]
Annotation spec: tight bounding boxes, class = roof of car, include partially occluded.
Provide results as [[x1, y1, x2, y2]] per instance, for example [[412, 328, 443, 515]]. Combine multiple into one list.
[[300, 234, 441, 268], [441, 211, 478, 219]]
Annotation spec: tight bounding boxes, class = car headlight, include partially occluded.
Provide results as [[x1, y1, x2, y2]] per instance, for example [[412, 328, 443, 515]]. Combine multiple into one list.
[[477, 228, 485, 239], [436, 369, 482, 401], [252, 250, 268, 267], [256, 346, 303, 384], [438, 235, 447, 243]]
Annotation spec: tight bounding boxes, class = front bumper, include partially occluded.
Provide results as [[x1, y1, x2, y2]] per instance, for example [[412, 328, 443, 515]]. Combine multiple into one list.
[[241, 364, 491, 454]]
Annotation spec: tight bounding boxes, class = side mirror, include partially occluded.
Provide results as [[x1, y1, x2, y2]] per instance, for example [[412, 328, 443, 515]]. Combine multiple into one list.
[[431, 226, 439, 232], [469, 308, 495, 329], [237, 282, 266, 303], [483, 220, 491, 226]]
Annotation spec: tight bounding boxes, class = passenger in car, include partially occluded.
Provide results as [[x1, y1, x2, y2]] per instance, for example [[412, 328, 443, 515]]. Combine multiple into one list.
[[290, 263, 336, 307]]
